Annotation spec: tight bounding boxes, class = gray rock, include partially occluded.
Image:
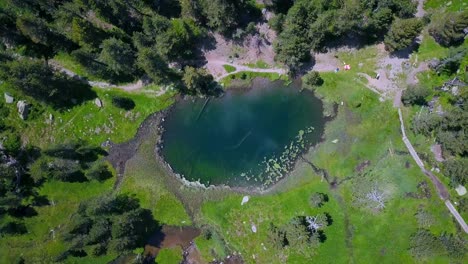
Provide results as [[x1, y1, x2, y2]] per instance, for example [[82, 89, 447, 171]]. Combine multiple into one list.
[[17, 100, 30, 120], [4, 93, 14, 104], [95, 98, 103, 108]]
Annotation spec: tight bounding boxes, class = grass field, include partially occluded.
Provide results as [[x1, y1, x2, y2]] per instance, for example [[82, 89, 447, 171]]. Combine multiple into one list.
[[0, 83, 176, 148], [155, 248, 183, 264], [0, 178, 115, 264], [244, 60, 270, 69], [220, 71, 289, 87], [222, 64, 237, 73], [199, 72, 465, 263]]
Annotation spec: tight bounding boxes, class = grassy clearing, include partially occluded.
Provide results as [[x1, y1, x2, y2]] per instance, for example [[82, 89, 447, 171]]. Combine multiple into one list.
[[425, 0, 467, 12], [336, 45, 380, 77], [0, 178, 115, 264], [200, 73, 465, 263], [194, 231, 227, 262], [155, 248, 183, 264], [119, 136, 192, 226], [244, 60, 270, 69], [222, 64, 237, 73], [0, 83, 176, 148], [220, 71, 289, 87], [53, 52, 106, 82]]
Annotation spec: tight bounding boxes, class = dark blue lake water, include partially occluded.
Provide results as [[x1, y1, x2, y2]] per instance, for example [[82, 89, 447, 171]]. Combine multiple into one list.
[[160, 80, 325, 187]]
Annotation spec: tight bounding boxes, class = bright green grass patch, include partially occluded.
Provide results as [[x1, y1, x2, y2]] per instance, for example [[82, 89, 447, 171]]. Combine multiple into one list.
[[220, 71, 289, 87], [155, 247, 183, 264], [425, 0, 467, 12], [0, 85, 176, 147], [201, 73, 464, 263], [245, 60, 270, 69], [53, 52, 106, 82], [337, 45, 380, 77], [118, 123, 192, 226], [194, 232, 227, 262], [0, 179, 114, 264], [223, 64, 237, 73], [414, 31, 451, 62], [202, 177, 349, 263]]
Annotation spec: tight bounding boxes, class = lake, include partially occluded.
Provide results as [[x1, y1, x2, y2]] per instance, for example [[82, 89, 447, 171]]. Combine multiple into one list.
[[160, 79, 326, 188]]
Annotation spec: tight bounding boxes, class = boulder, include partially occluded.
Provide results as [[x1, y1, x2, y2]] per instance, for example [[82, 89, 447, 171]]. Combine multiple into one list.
[[4, 93, 13, 104], [455, 185, 466, 196], [16, 100, 30, 120], [95, 98, 103, 108]]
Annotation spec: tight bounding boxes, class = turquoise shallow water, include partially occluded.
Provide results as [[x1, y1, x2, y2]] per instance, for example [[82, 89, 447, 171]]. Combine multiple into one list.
[[160, 80, 325, 187]]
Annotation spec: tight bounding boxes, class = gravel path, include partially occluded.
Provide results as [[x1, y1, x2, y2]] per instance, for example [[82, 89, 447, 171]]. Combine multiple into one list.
[[208, 60, 287, 81], [398, 108, 468, 234]]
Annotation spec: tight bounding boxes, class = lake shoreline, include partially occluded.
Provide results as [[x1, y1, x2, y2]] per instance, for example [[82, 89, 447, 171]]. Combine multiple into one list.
[[109, 77, 337, 195]]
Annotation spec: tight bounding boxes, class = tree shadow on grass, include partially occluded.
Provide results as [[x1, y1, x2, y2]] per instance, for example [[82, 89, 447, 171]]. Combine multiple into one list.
[[43, 142, 107, 163]]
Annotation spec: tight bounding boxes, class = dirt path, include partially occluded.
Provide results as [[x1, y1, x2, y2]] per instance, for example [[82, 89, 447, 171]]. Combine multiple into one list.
[[416, 0, 426, 18], [209, 60, 287, 81], [50, 60, 145, 91], [398, 109, 468, 234]]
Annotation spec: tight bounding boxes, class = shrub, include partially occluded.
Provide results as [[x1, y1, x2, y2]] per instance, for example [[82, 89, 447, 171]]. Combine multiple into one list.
[[85, 162, 112, 182], [309, 192, 328, 208], [401, 85, 430, 106], [111, 96, 135, 110], [302, 71, 324, 87], [429, 11, 468, 47], [442, 158, 468, 186], [384, 18, 423, 52], [1, 131, 21, 155]]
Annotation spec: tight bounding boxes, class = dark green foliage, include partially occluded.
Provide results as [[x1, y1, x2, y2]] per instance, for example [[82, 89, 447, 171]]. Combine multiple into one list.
[[411, 113, 441, 136], [436, 108, 468, 156], [70, 18, 108, 49], [431, 48, 466, 75], [0, 58, 95, 109], [412, 106, 467, 157], [268, 0, 295, 14], [274, 0, 416, 70], [439, 233, 467, 259], [309, 192, 328, 208], [384, 18, 423, 52], [429, 10, 468, 47], [43, 142, 105, 162], [85, 162, 112, 182], [155, 19, 203, 61], [29, 142, 106, 183], [99, 38, 135, 75], [81, 0, 143, 34], [180, 0, 200, 20], [136, 48, 172, 84], [29, 157, 86, 183], [302, 71, 324, 87], [409, 229, 444, 259], [267, 214, 330, 257], [15, 14, 74, 59], [402, 85, 430, 106], [268, 14, 285, 33], [61, 194, 158, 259], [1, 131, 21, 155], [199, 0, 251, 33], [182, 66, 220, 96], [111, 96, 135, 110], [0, 221, 27, 235], [442, 158, 467, 186], [458, 198, 468, 215]]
